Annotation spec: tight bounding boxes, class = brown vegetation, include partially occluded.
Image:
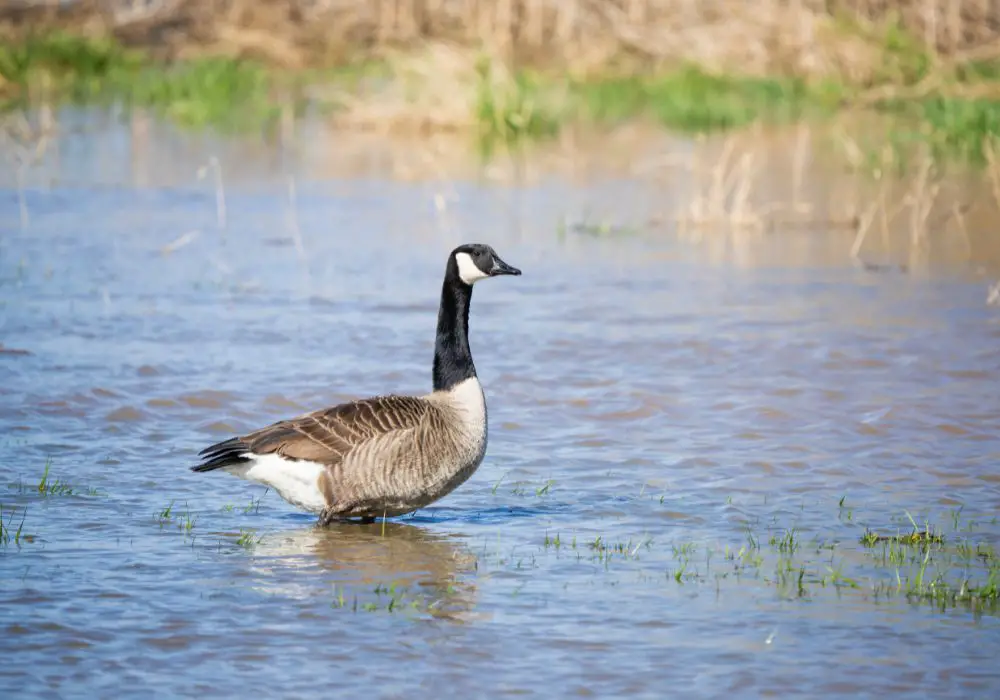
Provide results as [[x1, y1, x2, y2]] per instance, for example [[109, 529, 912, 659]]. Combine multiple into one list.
[[647, 123, 997, 269], [4, 1, 1000, 76]]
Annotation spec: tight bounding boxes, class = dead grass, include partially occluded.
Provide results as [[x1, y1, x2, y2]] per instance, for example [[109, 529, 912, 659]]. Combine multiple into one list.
[[1, 107, 54, 228], [8, 2, 1000, 161], [613, 120, 1000, 278], [322, 43, 566, 136], [5, 1, 999, 78]]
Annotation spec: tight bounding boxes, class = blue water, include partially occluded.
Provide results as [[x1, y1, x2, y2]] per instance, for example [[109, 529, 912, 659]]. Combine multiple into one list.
[[1, 110, 999, 698]]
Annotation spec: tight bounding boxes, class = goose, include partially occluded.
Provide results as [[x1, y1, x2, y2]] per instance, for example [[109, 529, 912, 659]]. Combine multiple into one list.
[[191, 243, 521, 524]]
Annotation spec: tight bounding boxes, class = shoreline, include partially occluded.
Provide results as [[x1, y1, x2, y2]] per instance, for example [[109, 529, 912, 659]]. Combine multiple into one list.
[[1, 29, 998, 171], [2, 0, 1000, 168]]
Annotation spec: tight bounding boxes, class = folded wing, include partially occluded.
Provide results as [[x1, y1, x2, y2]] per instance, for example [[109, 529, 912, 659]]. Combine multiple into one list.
[[192, 395, 433, 472]]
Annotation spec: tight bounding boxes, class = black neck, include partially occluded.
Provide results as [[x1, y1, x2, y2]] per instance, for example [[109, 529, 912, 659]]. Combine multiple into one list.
[[432, 259, 476, 392]]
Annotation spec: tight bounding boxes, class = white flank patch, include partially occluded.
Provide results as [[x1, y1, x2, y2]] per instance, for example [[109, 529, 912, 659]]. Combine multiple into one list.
[[455, 252, 489, 285], [224, 453, 327, 514]]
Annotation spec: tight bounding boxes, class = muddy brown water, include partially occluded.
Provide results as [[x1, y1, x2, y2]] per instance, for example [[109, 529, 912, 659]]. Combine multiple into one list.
[[1, 109, 1000, 698]]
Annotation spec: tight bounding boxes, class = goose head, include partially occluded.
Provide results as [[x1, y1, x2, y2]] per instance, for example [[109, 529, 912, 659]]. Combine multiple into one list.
[[452, 244, 522, 286]]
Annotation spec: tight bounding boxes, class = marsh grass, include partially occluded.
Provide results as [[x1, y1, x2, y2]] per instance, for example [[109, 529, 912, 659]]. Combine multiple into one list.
[[326, 44, 564, 140], [235, 528, 263, 550], [155, 500, 197, 534], [6, 7, 1000, 166], [327, 52, 836, 146], [534, 480, 555, 497], [588, 535, 653, 564], [1, 32, 286, 131], [861, 528, 945, 546], [156, 501, 174, 524], [558, 217, 640, 238], [574, 69, 823, 132], [328, 578, 466, 618], [603, 121, 1000, 274], [529, 501, 1000, 615], [0, 503, 27, 548], [509, 478, 557, 498], [312, 23, 1000, 166], [7, 461, 105, 503], [35, 459, 75, 497], [225, 489, 269, 515]]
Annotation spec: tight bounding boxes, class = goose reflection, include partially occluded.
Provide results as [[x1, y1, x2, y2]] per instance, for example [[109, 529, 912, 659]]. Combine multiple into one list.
[[247, 521, 480, 621]]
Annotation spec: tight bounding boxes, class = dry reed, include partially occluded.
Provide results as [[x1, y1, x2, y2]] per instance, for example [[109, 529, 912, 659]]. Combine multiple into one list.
[[323, 42, 566, 134], [6, 1, 999, 77], [673, 131, 826, 236], [1, 109, 53, 229]]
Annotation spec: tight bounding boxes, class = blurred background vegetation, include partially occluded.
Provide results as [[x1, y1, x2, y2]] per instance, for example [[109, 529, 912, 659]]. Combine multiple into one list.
[[2, 0, 1000, 165]]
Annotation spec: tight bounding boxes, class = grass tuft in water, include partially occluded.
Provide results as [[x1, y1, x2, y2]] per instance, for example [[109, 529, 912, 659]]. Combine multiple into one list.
[[861, 510, 945, 547], [236, 528, 263, 550], [769, 528, 800, 554], [156, 501, 175, 525], [329, 578, 466, 618], [0, 504, 28, 548], [586, 534, 653, 568], [525, 504, 999, 615], [36, 459, 75, 497], [860, 527, 944, 547], [243, 490, 268, 514], [155, 501, 196, 533], [7, 462, 102, 500]]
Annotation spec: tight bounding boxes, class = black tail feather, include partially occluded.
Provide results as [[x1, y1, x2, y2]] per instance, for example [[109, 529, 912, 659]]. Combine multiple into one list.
[[191, 437, 251, 472]]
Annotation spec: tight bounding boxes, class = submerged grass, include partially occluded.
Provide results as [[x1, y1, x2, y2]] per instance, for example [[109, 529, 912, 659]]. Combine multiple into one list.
[[236, 528, 263, 550], [155, 500, 197, 534], [329, 579, 462, 618], [36, 459, 75, 497], [6, 459, 92, 499], [0, 504, 28, 548], [528, 501, 1000, 616]]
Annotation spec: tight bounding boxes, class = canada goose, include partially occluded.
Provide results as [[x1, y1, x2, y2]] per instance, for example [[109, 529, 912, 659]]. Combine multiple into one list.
[[191, 243, 521, 524]]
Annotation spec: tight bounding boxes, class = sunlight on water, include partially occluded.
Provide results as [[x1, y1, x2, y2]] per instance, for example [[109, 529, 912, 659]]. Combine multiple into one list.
[[2, 110, 999, 698]]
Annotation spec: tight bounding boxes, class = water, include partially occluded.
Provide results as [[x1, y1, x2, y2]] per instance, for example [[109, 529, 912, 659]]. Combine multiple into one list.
[[2, 110, 1000, 698]]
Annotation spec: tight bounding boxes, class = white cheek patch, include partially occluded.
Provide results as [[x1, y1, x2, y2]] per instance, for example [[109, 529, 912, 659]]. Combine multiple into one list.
[[455, 252, 490, 285]]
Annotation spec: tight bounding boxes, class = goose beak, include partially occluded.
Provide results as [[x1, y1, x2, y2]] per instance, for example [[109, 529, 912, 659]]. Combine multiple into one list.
[[490, 256, 522, 277]]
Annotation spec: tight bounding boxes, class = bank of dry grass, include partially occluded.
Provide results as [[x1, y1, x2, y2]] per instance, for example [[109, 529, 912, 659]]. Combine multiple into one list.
[[4, 1, 1000, 166], [5, 1, 999, 76]]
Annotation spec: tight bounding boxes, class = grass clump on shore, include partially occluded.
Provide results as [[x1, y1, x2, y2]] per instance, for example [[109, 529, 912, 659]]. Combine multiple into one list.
[[573, 69, 823, 132], [1, 31, 284, 130]]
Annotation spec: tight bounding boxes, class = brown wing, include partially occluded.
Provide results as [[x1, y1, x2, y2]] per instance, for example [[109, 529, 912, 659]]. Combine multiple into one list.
[[238, 394, 432, 465]]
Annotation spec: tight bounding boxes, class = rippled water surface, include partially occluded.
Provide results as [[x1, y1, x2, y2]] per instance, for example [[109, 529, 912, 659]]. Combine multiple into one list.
[[2, 111, 1000, 698]]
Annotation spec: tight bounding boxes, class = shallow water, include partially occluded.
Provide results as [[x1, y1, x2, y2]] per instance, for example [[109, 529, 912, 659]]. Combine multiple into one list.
[[2, 110, 1000, 698]]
